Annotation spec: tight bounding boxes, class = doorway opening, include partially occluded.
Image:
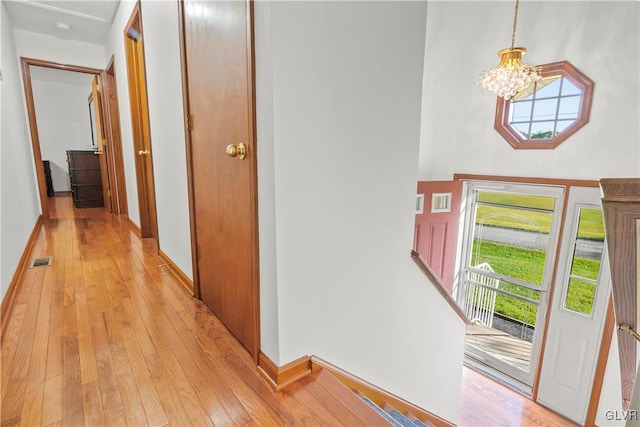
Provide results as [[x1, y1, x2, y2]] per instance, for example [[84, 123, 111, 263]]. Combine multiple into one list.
[[457, 182, 564, 391], [20, 58, 127, 219]]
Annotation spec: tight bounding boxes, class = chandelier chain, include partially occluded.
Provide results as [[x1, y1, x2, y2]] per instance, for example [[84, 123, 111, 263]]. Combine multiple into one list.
[[479, 0, 541, 99], [511, 0, 519, 50]]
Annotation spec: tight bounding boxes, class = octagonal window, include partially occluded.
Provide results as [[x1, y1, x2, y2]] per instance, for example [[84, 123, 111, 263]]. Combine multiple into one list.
[[494, 61, 594, 149]]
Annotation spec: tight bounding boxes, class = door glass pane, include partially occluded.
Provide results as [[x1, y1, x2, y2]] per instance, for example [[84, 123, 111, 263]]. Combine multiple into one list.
[[563, 207, 605, 316], [463, 188, 560, 387], [477, 192, 555, 211], [565, 278, 596, 314], [570, 243, 603, 280], [473, 191, 556, 286]]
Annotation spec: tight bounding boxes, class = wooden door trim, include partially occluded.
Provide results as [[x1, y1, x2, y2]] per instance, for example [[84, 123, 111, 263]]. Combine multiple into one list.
[[177, 0, 200, 298], [20, 57, 104, 220], [178, 0, 261, 361], [453, 173, 599, 188], [103, 56, 128, 215], [246, 0, 261, 362], [124, 1, 159, 240]]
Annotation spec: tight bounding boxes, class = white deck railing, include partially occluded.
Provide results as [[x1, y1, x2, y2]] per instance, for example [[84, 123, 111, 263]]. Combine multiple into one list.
[[464, 263, 500, 327]]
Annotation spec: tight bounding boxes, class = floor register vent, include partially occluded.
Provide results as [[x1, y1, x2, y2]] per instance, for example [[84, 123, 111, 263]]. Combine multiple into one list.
[[29, 256, 52, 268]]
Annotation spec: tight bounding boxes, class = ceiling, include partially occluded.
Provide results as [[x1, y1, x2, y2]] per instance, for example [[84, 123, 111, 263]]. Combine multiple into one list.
[[4, 0, 120, 45]]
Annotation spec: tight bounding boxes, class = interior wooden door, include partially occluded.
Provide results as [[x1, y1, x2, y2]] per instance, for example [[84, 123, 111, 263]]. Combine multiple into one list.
[[102, 61, 129, 216], [182, 0, 259, 357], [125, 4, 158, 239], [90, 75, 112, 212]]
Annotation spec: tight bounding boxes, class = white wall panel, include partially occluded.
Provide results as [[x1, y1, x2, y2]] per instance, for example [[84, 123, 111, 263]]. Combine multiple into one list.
[[13, 29, 105, 69], [32, 77, 95, 192], [419, 1, 640, 181], [103, 0, 139, 227], [0, 5, 41, 300], [255, 2, 466, 422], [138, 0, 192, 280]]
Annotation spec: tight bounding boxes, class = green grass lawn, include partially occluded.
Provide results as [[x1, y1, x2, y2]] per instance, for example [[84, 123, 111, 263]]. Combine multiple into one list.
[[462, 191, 605, 326], [470, 240, 601, 325], [476, 192, 605, 240]]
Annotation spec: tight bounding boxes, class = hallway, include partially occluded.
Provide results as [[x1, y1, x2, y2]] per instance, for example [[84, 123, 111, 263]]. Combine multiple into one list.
[[1, 195, 577, 426], [0, 195, 388, 426]]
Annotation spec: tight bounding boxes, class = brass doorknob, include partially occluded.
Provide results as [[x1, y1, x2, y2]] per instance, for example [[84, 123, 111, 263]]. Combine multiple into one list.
[[138, 149, 150, 156], [225, 142, 246, 160]]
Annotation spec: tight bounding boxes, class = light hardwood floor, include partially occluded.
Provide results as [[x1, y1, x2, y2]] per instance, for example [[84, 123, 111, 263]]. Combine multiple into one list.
[[458, 366, 577, 427], [2, 195, 576, 426]]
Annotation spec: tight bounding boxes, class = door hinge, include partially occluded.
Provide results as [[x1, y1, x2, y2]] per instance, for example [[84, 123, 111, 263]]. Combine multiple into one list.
[[107, 189, 111, 196], [193, 244, 198, 260], [186, 114, 193, 132]]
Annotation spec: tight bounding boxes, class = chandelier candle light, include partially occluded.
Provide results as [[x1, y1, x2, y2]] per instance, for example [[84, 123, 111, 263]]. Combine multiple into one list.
[[480, 0, 542, 99]]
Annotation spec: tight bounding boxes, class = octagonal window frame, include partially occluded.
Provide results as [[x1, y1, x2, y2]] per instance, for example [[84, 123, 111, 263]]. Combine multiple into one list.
[[494, 61, 594, 150]]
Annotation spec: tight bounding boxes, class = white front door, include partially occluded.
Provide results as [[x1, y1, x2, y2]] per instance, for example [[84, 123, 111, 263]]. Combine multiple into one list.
[[537, 186, 611, 424]]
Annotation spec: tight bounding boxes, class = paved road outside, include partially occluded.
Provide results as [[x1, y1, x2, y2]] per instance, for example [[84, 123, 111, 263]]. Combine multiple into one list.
[[475, 226, 603, 259]]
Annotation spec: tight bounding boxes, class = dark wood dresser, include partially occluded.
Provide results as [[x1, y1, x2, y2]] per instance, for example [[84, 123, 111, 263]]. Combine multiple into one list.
[[67, 150, 104, 208]]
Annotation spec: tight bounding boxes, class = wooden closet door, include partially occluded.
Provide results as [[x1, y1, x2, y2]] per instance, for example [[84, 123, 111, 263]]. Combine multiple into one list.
[[182, 0, 259, 357]]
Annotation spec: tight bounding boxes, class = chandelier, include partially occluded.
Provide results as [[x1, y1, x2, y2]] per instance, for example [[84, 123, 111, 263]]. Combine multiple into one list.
[[480, 0, 542, 100]]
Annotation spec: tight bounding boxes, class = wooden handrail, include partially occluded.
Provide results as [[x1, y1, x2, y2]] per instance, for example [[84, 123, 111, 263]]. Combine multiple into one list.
[[600, 178, 640, 410], [411, 250, 471, 325]]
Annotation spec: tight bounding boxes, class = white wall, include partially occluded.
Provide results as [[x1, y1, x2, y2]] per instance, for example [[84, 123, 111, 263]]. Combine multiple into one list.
[[254, 0, 280, 364], [32, 77, 95, 192], [1, 3, 3, 293], [0, 4, 41, 300], [421, 1, 639, 420], [13, 29, 106, 69], [103, 0, 192, 278], [598, 332, 625, 426], [419, 1, 640, 181], [137, 0, 192, 279], [104, 0, 139, 227], [255, 2, 466, 422], [627, 358, 640, 427]]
